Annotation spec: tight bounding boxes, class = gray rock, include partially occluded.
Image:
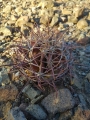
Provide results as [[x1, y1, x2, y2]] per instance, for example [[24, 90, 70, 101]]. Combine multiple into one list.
[[85, 80, 90, 94], [0, 70, 10, 85], [71, 74, 82, 89], [8, 107, 27, 120], [86, 72, 90, 82], [22, 85, 41, 100], [59, 110, 73, 120], [78, 94, 87, 108], [26, 104, 47, 120], [0, 46, 4, 52], [41, 89, 75, 114], [85, 45, 90, 54]]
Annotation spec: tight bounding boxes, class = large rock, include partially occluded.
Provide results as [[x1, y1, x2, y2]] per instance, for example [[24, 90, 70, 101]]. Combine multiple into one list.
[[26, 104, 47, 120], [41, 89, 75, 114], [0, 84, 18, 101]]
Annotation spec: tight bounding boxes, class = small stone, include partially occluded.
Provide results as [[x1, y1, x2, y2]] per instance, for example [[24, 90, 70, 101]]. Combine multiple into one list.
[[73, 7, 84, 18], [62, 8, 72, 15], [8, 107, 27, 120], [60, 16, 67, 22], [77, 19, 88, 30], [86, 72, 90, 82], [40, 15, 49, 25], [0, 27, 11, 36], [71, 105, 90, 120], [59, 23, 64, 29], [78, 94, 87, 108], [87, 12, 90, 20], [11, 15, 17, 21], [38, 0, 53, 9], [66, 22, 74, 26], [26, 104, 47, 120], [68, 16, 78, 23], [0, 68, 10, 85], [41, 89, 75, 114], [0, 84, 18, 101], [15, 7, 23, 15], [3, 5, 11, 13], [19, 103, 27, 111], [26, 22, 33, 29], [2, 102, 12, 120], [7, 20, 16, 25], [15, 16, 29, 27], [71, 74, 82, 89], [59, 110, 73, 120], [50, 15, 58, 27], [84, 80, 90, 94], [22, 85, 41, 100], [0, 46, 4, 52]]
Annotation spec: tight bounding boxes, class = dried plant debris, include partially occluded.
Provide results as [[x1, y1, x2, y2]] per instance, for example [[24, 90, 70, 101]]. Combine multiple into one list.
[[8, 26, 76, 91]]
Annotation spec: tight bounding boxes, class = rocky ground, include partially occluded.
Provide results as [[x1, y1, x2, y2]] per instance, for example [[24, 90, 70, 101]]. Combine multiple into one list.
[[0, 0, 90, 120]]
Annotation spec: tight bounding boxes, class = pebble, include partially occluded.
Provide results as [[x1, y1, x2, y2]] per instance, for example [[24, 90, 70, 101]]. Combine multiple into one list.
[[77, 19, 88, 30], [3, 5, 12, 13], [59, 110, 73, 120], [0, 69, 10, 85], [71, 74, 82, 89], [86, 72, 90, 82], [62, 8, 72, 15], [0, 84, 18, 101], [41, 89, 75, 114], [15, 7, 23, 15], [50, 15, 58, 27], [8, 107, 27, 120], [68, 16, 78, 23], [78, 94, 87, 109], [40, 15, 49, 25], [15, 16, 29, 27], [71, 105, 90, 120], [26, 104, 47, 120], [73, 7, 84, 18], [0, 27, 11, 36], [22, 84, 41, 100], [84, 80, 90, 94]]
